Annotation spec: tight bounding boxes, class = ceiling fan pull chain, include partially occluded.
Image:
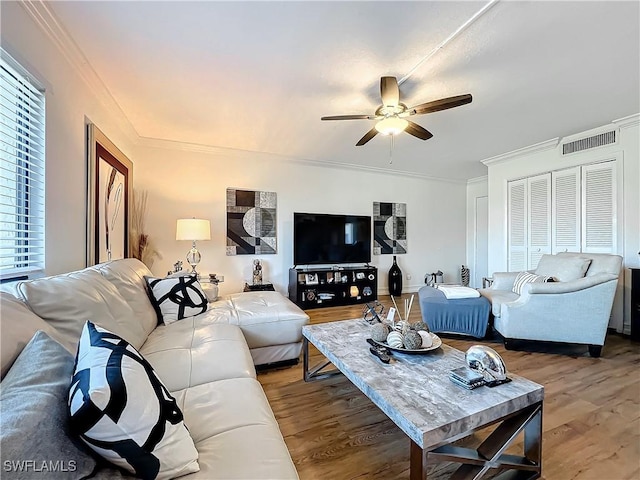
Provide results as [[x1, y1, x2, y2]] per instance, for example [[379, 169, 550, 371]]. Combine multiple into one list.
[[389, 135, 394, 165]]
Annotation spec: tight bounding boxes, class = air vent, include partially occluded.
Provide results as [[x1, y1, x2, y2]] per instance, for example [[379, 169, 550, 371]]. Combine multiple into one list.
[[562, 130, 616, 155]]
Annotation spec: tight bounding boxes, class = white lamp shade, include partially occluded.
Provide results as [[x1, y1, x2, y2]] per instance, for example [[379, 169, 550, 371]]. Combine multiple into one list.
[[176, 218, 211, 241]]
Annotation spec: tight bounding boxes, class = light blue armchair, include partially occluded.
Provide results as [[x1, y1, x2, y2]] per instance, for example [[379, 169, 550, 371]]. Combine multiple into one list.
[[479, 253, 622, 357]]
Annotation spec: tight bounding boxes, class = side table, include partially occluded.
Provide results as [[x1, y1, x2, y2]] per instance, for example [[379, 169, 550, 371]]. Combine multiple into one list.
[[244, 282, 275, 292]]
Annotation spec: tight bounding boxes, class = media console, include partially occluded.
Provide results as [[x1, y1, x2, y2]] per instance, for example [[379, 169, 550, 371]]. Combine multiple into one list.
[[288, 266, 377, 309]]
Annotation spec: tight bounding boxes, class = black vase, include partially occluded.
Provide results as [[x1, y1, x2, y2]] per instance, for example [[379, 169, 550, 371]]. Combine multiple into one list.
[[388, 255, 403, 297]]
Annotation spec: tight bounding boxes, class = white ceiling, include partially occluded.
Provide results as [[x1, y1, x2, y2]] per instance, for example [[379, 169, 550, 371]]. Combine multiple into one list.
[[49, 1, 639, 180]]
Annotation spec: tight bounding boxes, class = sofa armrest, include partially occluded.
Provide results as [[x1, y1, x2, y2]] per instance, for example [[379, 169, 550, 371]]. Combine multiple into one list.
[[523, 273, 618, 295], [490, 272, 520, 291]]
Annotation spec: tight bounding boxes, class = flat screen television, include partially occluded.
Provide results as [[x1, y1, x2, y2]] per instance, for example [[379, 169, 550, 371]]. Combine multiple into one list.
[[293, 212, 371, 265]]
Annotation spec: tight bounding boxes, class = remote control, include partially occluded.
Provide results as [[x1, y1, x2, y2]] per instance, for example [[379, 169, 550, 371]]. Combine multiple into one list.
[[369, 347, 391, 364]]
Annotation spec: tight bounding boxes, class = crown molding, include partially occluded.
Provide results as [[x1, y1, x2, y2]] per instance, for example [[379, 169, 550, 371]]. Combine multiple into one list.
[[137, 136, 467, 184], [20, 0, 139, 142], [613, 113, 640, 129], [467, 175, 488, 185], [481, 138, 560, 167]]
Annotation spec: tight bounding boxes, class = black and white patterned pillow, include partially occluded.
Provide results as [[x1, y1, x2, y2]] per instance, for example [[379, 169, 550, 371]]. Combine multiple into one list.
[[512, 271, 555, 295], [145, 275, 208, 325], [68, 321, 199, 480]]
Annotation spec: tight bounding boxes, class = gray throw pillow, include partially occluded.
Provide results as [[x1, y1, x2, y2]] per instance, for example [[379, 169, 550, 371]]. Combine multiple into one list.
[[0, 331, 97, 479], [535, 254, 592, 282]]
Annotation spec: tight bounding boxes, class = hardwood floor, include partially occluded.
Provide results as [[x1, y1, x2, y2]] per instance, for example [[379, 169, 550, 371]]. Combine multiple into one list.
[[257, 294, 640, 479]]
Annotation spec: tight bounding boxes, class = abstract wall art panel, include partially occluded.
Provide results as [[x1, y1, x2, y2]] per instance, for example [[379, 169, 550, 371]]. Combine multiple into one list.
[[226, 188, 277, 255], [373, 202, 407, 255]]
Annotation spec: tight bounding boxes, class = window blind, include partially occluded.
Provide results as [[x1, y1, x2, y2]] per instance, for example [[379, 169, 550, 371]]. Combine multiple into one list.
[[0, 52, 45, 280]]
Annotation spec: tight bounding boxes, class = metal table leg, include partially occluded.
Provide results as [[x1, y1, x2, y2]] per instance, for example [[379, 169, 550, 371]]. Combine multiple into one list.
[[302, 336, 342, 382]]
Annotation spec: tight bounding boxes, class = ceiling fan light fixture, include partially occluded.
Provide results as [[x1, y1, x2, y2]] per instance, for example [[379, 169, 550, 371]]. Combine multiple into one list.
[[375, 116, 408, 135]]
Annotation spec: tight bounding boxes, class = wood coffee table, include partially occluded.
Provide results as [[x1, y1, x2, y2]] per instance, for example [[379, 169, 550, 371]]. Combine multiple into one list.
[[302, 319, 544, 479]]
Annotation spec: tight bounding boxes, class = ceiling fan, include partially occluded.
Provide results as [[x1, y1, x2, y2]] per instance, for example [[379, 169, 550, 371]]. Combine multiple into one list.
[[321, 76, 472, 146]]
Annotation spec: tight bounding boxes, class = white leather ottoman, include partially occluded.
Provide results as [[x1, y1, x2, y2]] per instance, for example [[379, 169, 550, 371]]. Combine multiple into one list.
[[198, 291, 310, 366]]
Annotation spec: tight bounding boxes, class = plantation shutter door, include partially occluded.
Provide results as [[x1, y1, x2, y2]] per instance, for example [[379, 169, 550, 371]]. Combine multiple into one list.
[[552, 167, 581, 254], [582, 161, 616, 254], [527, 173, 551, 269], [508, 179, 527, 271]]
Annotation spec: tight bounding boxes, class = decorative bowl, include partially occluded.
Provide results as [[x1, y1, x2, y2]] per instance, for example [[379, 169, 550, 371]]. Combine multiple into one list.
[[371, 332, 442, 354]]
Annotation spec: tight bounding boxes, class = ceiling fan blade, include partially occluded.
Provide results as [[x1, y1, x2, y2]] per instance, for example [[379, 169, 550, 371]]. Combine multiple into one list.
[[321, 114, 376, 121], [356, 127, 379, 146], [409, 94, 472, 115], [405, 121, 433, 141], [380, 76, 400, 107]]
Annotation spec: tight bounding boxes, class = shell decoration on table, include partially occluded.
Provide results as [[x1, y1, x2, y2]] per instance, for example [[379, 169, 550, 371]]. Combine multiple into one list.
[[386, 331, 405, 349], [403, 330, 423, 350], [417, 330, 433, 348], [371, 323, 391, 342]]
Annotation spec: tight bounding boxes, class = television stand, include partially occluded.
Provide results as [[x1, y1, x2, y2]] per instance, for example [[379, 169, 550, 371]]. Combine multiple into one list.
[[288, 266, 377, 309]]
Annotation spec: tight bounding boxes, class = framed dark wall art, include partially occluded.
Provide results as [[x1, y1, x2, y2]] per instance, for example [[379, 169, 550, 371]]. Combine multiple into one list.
[[226, 188, 277, 255], [373, 202, 407, 255], [86, 124, 133, 266]]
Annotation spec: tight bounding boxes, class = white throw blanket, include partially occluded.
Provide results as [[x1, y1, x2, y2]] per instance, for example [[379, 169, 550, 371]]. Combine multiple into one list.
[[436, 285, 480, 299]]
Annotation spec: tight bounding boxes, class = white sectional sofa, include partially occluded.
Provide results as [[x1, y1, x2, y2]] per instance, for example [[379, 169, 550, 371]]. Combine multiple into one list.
[[0, 258, 309, 479]]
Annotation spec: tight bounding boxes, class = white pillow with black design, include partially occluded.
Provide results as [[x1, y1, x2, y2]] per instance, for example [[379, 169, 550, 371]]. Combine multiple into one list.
[[68, 321, 199, 480], [512, 271, 555, 295], [145, 275, 208, 325]]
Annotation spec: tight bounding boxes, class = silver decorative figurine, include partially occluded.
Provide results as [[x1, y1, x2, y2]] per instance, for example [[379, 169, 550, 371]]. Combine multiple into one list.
[[466, 345, 507, 382], [252, 259, 263, 285]]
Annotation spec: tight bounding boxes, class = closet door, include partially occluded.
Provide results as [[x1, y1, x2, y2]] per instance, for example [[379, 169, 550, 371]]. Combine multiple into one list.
[[552, 167, 581, 254], [527, 173, 551, 269], [582, 161, 617, 253], [507, 179, 527, 271]]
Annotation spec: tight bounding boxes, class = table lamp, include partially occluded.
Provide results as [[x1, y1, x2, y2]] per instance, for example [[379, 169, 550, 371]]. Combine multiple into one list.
[[176, 218, 211, 274]]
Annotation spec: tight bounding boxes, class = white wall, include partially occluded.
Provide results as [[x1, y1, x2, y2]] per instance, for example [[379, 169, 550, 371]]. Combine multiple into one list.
[[1, 2, 136, 275], [133, 140, 468, 297], [482, 116, 640, 332]]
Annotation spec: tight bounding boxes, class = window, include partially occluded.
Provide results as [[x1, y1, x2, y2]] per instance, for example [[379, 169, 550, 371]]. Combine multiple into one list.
[[0, 51, 45, 280]]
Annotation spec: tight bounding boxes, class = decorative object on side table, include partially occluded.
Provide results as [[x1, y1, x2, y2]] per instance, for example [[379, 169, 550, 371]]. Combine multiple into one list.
[[425, 270, 444, 286], [482, 276, 494, 288], [252, 259, 263, 285], [461, 264, 470, 287], [168, 260, 184, 276], [176, 218, 211, 274], [388, 255, 403, 296], [202, 273, 223, 302]]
